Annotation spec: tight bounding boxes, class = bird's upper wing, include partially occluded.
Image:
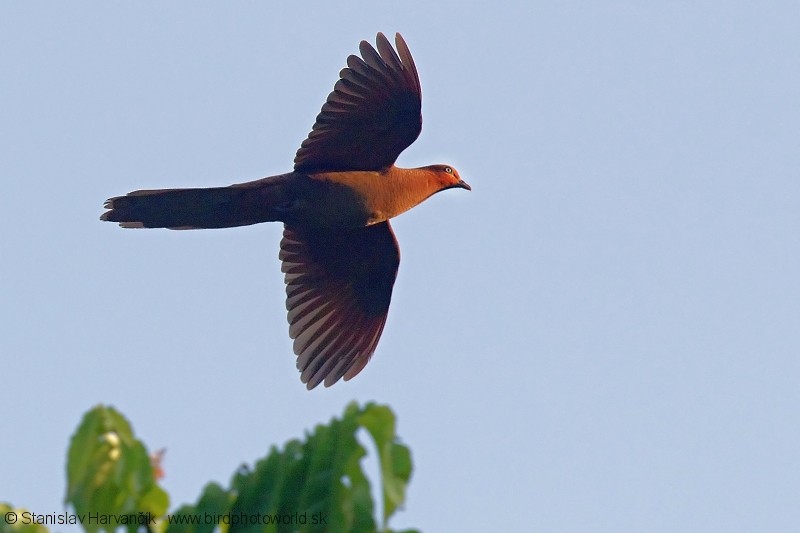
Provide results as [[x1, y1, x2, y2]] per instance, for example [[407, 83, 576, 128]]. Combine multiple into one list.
[[293, 32, 422, 173], [279, 221, 400, 389]]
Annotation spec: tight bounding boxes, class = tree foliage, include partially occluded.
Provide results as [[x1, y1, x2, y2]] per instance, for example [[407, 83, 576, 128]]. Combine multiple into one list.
[[2, 402, 418, 533]]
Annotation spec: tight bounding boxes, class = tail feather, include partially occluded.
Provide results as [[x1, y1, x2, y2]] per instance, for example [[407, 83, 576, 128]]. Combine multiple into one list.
[[101, 183, 282, 229]]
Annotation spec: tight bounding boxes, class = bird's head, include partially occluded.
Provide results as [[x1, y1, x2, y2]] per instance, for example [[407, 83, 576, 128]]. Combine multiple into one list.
[[426, 164, 471, 192]]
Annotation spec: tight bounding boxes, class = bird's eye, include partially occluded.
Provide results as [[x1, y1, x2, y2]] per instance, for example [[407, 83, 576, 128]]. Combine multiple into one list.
[[444, 166, 453, 174]]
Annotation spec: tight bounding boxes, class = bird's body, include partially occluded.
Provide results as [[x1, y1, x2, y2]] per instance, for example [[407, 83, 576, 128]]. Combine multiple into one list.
[[110, 165, 462, 230], [101, 33, 469, 388]]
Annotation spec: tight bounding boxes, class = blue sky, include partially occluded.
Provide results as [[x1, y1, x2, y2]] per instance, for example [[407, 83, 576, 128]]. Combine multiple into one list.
[[2, 2, 799, 531]]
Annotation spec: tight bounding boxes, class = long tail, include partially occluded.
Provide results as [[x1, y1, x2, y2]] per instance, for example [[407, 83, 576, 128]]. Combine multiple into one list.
[[101, 179, 286, 229]]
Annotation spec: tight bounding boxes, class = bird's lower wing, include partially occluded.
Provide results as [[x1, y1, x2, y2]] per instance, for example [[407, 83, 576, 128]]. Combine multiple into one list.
[[279, 221, 400, 389]]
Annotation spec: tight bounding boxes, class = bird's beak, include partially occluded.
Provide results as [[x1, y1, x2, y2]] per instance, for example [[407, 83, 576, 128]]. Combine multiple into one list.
[[457, 179, 472, 191]]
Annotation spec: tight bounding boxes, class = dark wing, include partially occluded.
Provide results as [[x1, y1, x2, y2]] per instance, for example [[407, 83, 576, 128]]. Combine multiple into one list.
[[279, 221, 400, 389], [293, 32, 422, 173]]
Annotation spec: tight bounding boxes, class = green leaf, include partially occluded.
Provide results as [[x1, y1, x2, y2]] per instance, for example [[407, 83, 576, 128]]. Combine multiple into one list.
[[165, 402, 417, 533], [226, 406, 376, 533], [64, 405, 169, 533], [358, 404, 413, 528]]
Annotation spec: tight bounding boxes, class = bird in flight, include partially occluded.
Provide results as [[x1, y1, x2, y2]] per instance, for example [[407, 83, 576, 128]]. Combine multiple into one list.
[[101, 33, 470, 389]]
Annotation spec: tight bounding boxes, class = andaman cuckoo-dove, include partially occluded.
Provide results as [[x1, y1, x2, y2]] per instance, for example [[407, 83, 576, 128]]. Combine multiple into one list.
[[101, 33, 470, 389]]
